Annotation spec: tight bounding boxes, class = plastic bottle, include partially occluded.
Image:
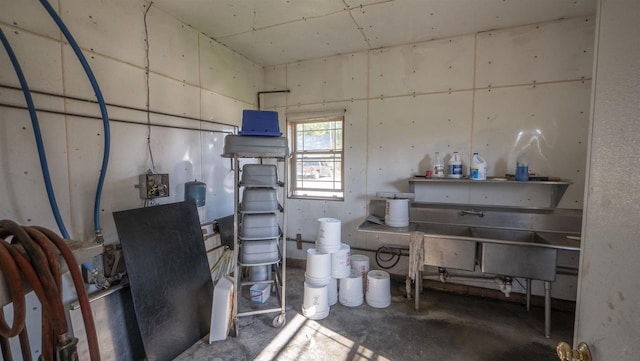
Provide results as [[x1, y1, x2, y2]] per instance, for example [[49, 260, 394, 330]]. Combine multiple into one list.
[[448, 152, 462, 178], [515, 156, 529, 182], [470, 152, 487, 180], [432, 152, 445, 178]]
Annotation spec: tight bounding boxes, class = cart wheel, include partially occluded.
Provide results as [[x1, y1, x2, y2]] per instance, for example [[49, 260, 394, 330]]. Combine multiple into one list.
[[272, 313, 286, 328], [230, 318, 239, 337]]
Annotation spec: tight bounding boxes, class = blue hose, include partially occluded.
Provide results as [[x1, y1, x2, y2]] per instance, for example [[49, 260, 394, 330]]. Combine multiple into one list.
[[0, 28, 71, 239], [39, 0, 110, 241]]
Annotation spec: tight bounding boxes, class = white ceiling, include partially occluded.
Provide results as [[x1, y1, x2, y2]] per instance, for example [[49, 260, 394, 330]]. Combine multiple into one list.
[[152, 0, 596, 66]]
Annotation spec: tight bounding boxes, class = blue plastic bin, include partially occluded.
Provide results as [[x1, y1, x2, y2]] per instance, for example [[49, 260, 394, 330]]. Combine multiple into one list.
[[239, 110, 282, 136]]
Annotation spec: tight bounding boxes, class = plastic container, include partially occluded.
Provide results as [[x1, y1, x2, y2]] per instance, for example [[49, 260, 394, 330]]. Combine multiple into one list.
[[432, 152, 445, 178], [365, 270, 391, 308], [240, 213, 280, 239], [470, 153, 487, 181], [250, 283, 271, 304], [223, 135, 289, 156], [240, 239, 279, 264], [239, 109, 281, 136], [515, 156, 529, 182], [302, 282, 329, 320], [241, 188, 278, 212], [448, 152, 463, 178], [209, 275, 234, 343], [249, 265, 270, 282], [316, 218, 342, 253], [241, 164, 278, 187], [339, 269, 364, 307], [331, 243, 351, 279], [385, 198, 409, 227], [305, 248, 332, 286]]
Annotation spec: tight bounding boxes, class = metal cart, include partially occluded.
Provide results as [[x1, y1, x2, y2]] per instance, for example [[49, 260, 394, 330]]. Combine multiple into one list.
[[222, 151, 288, 336]]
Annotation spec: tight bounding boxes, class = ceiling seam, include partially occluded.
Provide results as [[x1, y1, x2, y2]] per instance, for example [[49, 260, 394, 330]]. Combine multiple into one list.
[[344, 1, 372, 49]]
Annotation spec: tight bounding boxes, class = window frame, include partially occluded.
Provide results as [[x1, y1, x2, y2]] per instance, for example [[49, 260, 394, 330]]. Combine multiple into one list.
[[287, 115, 344, 201]]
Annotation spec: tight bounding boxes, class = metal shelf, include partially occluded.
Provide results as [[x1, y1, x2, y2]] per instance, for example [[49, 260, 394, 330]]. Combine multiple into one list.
[[227, 153, 288, 336]]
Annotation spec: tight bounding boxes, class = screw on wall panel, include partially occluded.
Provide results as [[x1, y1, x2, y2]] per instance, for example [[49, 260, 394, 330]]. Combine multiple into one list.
[[296, 233, 302, 249]]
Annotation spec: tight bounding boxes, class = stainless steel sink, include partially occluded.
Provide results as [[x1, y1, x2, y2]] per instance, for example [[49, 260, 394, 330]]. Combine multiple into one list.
[[414, 223, 478, 271], [471, 228, 558, 281], [470, 228, 549, 245]]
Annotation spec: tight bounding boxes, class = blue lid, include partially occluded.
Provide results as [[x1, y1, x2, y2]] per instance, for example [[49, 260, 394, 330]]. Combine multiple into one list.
[[239, 110, 282, 137]]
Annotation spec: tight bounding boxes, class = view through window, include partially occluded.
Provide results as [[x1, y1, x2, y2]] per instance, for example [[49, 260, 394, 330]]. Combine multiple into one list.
[[289, 115, 343, 200]]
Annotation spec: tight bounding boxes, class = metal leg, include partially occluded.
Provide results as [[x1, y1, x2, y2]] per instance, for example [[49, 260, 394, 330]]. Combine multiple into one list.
[[544, 281, 551, 338], [414, 270, 420, 311], [526, 278, 532, 312]]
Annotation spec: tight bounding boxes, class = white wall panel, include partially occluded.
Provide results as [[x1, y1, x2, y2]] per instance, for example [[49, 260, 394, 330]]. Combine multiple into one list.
[[262, 64, 288, 109], [61, 0, 146, 67], [0, 107, 70, 233], [0, 26, 63, 92], [367, 92, 474, 194], [473, 81, 591, 208], [147, 6, 200, 85], [61, 46, 146, 109], [200, 90, 247, 127], [287, 52, 367, 105], [149, 73, 201, 123], [199, 35, 264, 106], [476, 17, 595, 88], [0, 0, 61, 38], [369, 35, 474, 97]]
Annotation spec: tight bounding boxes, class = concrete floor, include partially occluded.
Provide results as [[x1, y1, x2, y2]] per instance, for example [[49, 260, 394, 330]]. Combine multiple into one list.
[[177, 265, 574, 361]]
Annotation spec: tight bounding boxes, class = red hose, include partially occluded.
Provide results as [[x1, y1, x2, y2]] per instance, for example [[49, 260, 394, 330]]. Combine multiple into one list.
[[0, 220, 101, 361]]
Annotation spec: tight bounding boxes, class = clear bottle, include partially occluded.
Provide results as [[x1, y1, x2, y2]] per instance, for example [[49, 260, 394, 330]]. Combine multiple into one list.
[[448, 152, 462, 178], [432, 152, 445, 177]]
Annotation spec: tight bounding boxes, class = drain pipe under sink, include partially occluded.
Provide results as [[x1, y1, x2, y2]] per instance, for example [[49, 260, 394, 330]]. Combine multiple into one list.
[[421, 270, 513, 297]]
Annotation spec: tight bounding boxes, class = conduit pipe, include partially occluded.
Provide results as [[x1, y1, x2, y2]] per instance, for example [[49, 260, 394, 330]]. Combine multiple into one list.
[[0, 28, 70, 240], [39, 0, 110, 242]]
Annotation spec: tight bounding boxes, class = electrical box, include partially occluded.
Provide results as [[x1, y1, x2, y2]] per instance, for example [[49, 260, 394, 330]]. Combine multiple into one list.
[[138, 173, 170, 199]]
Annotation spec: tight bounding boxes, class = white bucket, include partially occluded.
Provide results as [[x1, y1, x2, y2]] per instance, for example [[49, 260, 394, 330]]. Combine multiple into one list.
[[385, 199, 409, 227], [249, 265, 269, 282], [350, 255, 370, 278], [339, 269, 364, 307], [305, 248, 331, 286], [331, 243, 351, 279], [366, 270, 391, 308], [316, 218, 341, 253], [328, 277, 338, 306], [302, 281, 329, 320]]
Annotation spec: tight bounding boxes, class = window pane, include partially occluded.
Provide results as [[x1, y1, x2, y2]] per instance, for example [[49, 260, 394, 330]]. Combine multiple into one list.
[[289, 116, 344, 200]]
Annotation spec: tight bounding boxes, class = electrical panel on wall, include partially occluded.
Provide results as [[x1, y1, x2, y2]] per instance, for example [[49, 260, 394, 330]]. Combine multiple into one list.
[[137, 173, 170, 199]]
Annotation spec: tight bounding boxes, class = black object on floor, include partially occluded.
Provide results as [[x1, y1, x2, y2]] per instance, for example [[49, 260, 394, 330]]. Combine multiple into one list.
[[215, 214, 235, 250], [113, 200, 213, 361]]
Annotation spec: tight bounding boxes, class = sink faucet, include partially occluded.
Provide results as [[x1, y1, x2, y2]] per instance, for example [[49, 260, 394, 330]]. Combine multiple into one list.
[[459, 209, 484, 217]]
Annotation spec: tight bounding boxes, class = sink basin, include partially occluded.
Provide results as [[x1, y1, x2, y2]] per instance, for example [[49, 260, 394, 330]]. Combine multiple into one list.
[[470, 228, 549, 245], [414, 223, 473, 237], [474, 228, 558, 281]]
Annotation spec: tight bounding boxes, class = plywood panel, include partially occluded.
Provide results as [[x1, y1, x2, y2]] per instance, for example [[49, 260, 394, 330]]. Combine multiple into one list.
[[62, 0, 146, 67], [199, 35, 264, 106], [263, 64, 288, 109], [369, 35, 474, 97], [473, 81, 590, 208], [200, 90, 246, 127], [367, 91, 474, 194], [476, 17, 595, 88], [287, 52, 367, 105]]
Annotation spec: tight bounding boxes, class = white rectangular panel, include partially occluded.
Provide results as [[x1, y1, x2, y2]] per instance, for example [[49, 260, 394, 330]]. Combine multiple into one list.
[[369, 35, 474, 97], [476, 17, 595, 88]]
